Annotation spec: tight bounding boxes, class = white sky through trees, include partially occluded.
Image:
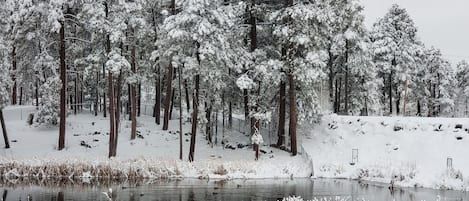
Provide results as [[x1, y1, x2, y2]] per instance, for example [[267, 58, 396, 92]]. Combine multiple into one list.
[[360, 0, 469, 64]]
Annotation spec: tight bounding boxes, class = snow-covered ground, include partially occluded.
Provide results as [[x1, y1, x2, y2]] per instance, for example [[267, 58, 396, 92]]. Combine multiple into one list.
[[2, 106, 468, 192], [303, 114, 469, 191], [0, 106, 312, 180]]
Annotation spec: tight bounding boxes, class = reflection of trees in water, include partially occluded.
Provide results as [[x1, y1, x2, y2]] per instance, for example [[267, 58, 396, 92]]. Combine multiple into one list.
[[2, 189, 7, 200], [58, 192, 64, 201]]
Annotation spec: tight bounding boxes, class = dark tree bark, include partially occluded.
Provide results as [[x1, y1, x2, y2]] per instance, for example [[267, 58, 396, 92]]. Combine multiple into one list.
[[344, 40, 349, 115], [169, 89, 175, 120], [162, 63, 173, 130], [277, 81, 286, 147], [35, 79, 39, 109], [138, 83, 141, 117], [19, 87, 23, 105], [178, 66, 183, 160], [58, 19, 66, 151], [95, 71, 99, 116], [108, 71, 116, 158], [288, 73, 297, 156], [327, 48, 335, 110], [74, 74, 78, 115], [155, 65, 161, 124], [188, 75, 199, 162], [11, 46, 17, 105], [130, 44, 137, 140], [0, 110, 10, 149], [163, 0, 176, 131], [205, 102, 212, 144], [58, 192, 64, 201], [114, 70, 122, 156], [184, 80, 190, 113]]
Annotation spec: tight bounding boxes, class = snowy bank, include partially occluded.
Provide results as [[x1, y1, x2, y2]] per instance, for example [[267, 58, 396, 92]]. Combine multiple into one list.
[[303, 114, 469, 191], [0, 106, 312, 180], [0, 156, 312, 180]]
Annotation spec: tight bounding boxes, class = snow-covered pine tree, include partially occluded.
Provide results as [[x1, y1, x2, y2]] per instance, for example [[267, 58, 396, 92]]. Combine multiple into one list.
[[371, 4, 421, 116], [455, 60, 469, 117], [271, 0, 328, 155], [158, 0, 235, 161]]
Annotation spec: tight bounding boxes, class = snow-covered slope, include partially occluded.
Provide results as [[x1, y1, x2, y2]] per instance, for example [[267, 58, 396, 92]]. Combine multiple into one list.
[[303, 114, 469, 191], [0, 106, 312, 180]]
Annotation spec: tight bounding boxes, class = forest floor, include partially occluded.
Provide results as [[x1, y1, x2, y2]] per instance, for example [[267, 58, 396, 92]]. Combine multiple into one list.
[[0, 105, 312, 180], [304, 114, 469, 191]]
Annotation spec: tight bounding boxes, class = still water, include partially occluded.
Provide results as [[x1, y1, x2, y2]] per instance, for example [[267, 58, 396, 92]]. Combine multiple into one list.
[[0, 179, 467, 201]]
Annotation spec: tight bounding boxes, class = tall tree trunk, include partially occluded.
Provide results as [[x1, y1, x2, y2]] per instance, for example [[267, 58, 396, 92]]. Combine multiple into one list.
[[19, 87, 23, 105], [103, 64, 107, 118], [95, 71, 99, 116], [188, 75, 199, 162], [328, 49, 335, 112], [108, 71, 115, 158], [35, 79, 39, 109], [205, 102, 212, 143], [389, 58, 396, 115], [184, 80, 190, 113], [163, 63, 173, 131], [114, 70, 122, 156], [169, 90, 175, 120], [11, 46, 17, 105], [0, 110, 10, 149], [138, 83, 141, 117], [388, 72, 393, 115], [178, 66, 183, 160], [155, 65, 161, 124], [58, 20, 66, 151], [334, 78, 339, 113], [130, 44, 137, 140], [74, 75, 78, 115], [277, 81, 286, 147], [344, 40, 349, 115], [288, 73, 297, 156]]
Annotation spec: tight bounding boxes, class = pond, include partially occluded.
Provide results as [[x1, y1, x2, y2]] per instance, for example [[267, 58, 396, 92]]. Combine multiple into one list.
[[0, 179, 467, 201]]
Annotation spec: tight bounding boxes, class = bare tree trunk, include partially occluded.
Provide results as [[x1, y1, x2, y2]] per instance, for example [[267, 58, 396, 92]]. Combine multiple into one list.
[[277, 81, 286, 147], [328, 49, 335, 111], [74, 74, 78, 115], [130, 45, 137, 140], [344, 40, 349, 115], [178, 66, 183, 160], [103, 64, 107, 118], [188, 75, 199, 162], [35, 80, 39, 110], [155, 65, 161, 124], [11, 46, 17, 105], [169, 90, 175, 120], [58, 19, 66, 151], [205, 102, 212, 144], [0, 110, 10, 149], [288, 73, 297, 156], [138, 83, 141, 117], [19, 87, 23, 105], [114, 70, 122, 156], [184, 80, 190, 113], [108, 71, 115, 158], [162, 63, 173, 130], [95, 71, 99, 116]]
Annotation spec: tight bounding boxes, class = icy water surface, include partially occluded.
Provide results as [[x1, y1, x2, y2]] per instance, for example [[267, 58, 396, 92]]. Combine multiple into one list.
[[0, 179, 468, 201]]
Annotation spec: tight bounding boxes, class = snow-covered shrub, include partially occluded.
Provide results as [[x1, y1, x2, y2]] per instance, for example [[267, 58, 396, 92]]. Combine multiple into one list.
[[281, 196, 304, 201], [35, 76, 61, 126]]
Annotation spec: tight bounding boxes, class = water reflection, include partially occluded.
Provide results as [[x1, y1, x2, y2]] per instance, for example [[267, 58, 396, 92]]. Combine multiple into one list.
[[0, 179, 467, 201]]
